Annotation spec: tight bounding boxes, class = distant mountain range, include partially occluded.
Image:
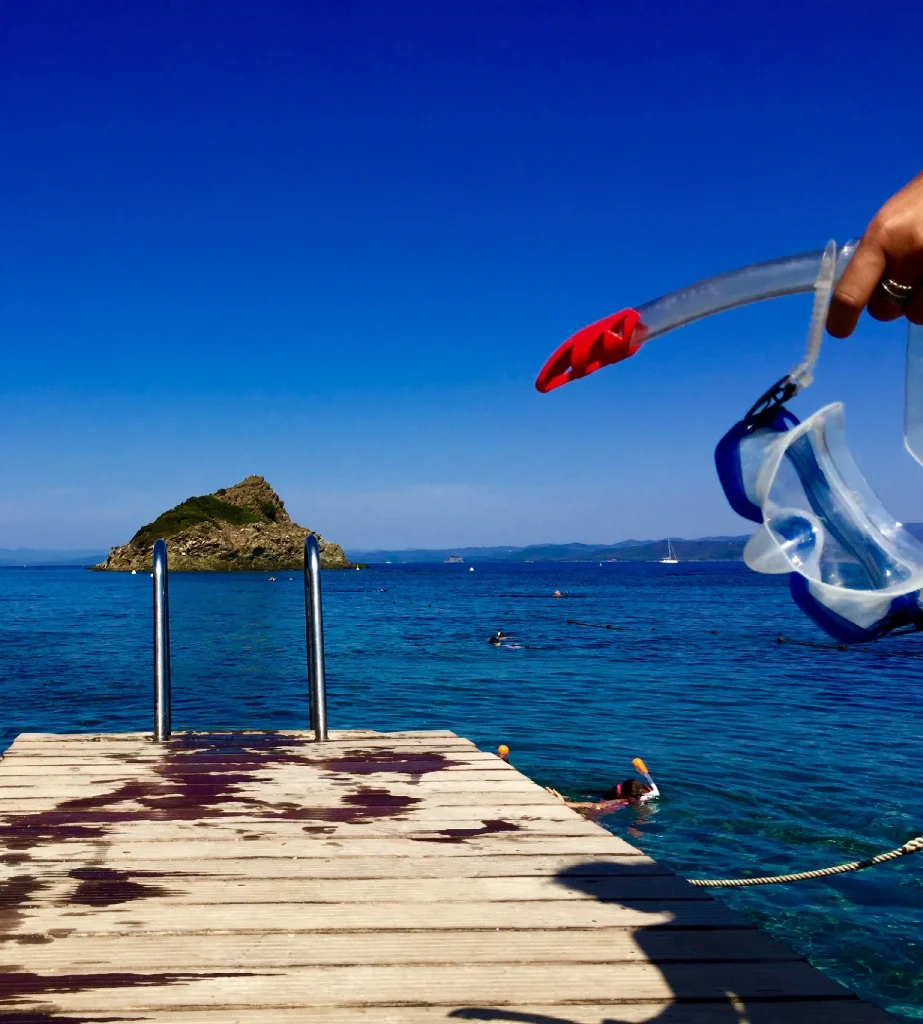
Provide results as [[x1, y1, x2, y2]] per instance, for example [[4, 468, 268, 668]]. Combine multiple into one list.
[[9, 522, 923, 566], [349, 524, 923, 564], [0, 549, 107, 567], [348, 536, 750, 563]]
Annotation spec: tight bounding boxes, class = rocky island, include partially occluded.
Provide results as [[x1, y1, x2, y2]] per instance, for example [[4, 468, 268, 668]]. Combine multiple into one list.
[[94, 476, 357, 572]]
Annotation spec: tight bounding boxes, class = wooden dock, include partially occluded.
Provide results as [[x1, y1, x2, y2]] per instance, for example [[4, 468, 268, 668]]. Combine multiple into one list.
[[0, 729, 894, 1022]]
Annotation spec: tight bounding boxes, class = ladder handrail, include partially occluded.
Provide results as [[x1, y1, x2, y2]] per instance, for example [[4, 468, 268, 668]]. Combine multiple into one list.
[[304, 534, 329, 741], [152, 538, 172, 741]]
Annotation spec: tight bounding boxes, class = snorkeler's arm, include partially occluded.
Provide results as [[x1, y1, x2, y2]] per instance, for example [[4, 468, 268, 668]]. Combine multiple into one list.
[[827, 170, 923, 337], [545, 788, 610, 817], [561, 798, 627, 819]]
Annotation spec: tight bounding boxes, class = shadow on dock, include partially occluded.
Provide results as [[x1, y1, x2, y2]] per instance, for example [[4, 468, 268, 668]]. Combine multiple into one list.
[[448, 862, 838, 1024]]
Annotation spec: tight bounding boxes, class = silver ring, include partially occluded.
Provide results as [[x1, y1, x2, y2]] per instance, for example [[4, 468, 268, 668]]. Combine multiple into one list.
[[878, 277, 917, 305]]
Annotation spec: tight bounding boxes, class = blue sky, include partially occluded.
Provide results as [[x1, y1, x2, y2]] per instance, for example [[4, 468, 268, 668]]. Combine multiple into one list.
[[2, 1, 923, 551]]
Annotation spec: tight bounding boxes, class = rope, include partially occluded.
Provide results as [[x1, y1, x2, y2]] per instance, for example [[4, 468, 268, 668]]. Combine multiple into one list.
[[688, 835, 923, 887]]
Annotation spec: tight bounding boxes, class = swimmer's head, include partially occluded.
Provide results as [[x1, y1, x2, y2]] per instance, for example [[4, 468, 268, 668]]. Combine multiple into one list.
[[497, 744, 510, 761], [606, 778, 649, 801]]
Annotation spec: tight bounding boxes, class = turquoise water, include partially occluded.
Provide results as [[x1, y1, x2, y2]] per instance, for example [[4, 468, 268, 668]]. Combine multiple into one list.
[[3, 562, 923, 1017]]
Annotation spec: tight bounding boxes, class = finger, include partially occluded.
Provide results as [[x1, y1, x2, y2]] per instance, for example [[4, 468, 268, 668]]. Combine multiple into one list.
[[826, 237, 887, 338]]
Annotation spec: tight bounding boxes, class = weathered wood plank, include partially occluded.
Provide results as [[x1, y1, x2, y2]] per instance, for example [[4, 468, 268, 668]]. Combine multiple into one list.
[[0, 1004, 890, 1023], [2, 738, 485, 754], [6, 874, 706, 904], [0, 793, 561, 812], [2, 927, 800, 969], [0, 961, 853, 1011], [2, 854, 665, 879], [7, 730, 461, 743], [0, 815, 604, 837], [0, 773, 534, 790], [0, 756, 512, 773], [6, 897, 745, 934], [0, 834, 646, 858]]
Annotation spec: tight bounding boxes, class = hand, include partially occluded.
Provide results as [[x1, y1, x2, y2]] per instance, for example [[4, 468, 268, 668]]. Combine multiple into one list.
[[826, 171, 923, 338], [544, 787, 565, 801]]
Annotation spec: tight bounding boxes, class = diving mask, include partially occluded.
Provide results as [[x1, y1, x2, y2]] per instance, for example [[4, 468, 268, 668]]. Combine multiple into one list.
[[537, 241, 923, 643]]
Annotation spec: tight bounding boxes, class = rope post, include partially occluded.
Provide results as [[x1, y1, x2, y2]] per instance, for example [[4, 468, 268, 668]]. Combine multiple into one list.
[[152, 538, 172, 742], [304, 534, 328, 741]]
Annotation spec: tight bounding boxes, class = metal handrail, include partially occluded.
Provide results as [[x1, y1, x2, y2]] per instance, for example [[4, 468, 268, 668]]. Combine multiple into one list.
[[152, 538, 172, 741], [304, 534, 329, 741]]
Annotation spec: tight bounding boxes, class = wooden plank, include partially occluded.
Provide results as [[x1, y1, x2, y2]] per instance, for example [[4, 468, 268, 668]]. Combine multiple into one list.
[[0, 748, 498, 764], [6, 730, 461, 743], [0, 792, 562, 811], [0, 962, 853, 1010], [2, 854, 666, 879], [5, 741, 483, 757], [7, 874, 706, 904], [6, 897, 745, 934], [0, 772, 533, 789], [0, 926, 801, 968], [0, 756, 511, 772], [0, 1005, 890, 1023], [0, 834, 646, 858], [0, 816, 604, 837]]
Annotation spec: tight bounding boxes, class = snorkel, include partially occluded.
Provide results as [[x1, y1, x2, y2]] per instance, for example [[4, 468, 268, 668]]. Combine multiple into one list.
[[631, 756, 660, 804], [535, 243, 858, 394], [537, 244, 923, 643]]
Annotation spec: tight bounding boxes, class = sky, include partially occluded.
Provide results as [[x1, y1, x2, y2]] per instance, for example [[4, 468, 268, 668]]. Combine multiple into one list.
[[2, 0, 923, 552]]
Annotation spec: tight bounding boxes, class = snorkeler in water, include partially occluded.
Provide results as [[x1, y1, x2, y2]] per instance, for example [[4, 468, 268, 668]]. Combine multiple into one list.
[[488, 630, 510, 646], [546, 758, 659, 818]]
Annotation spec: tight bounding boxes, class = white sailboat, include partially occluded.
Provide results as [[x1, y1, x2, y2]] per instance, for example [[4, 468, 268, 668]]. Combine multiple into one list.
[[659, 539, 678, 564]]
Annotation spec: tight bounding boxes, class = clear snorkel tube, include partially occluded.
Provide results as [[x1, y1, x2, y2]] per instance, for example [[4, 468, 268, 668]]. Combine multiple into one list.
[[633, 241, 857, 345], [905, 323, 923, 467]]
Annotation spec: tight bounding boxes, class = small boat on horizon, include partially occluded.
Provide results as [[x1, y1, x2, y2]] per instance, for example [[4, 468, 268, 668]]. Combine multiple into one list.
[[659, 539, 678, 564]]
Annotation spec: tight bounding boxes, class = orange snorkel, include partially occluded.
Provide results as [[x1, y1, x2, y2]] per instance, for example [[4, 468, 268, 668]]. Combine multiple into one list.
[[632, 756, 660, 803]]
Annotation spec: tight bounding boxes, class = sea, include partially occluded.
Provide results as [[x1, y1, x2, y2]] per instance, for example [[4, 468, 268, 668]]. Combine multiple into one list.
[[3, 560, 923, 1018]]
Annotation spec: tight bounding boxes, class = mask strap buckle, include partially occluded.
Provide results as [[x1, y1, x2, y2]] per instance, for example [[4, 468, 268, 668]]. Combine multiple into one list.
[[743, 240, 839, 427], [744, 375, 799, 424]]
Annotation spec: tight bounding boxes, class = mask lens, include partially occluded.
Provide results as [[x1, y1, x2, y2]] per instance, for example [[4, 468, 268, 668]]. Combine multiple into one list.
[[772, 514, 820, 570], [761, 403, 923, 592]]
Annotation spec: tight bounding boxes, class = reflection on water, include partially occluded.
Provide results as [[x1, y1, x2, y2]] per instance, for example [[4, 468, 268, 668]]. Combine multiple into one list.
[[2, 561, 922, 1017]]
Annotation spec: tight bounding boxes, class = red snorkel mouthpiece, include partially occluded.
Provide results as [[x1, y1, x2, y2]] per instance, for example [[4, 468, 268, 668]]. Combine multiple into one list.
[[535, 242, 860, 395], [534, 308, 645, 393]]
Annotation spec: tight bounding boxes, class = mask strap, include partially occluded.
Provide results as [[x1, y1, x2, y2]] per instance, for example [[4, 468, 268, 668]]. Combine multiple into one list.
[[788, 239, 838, 392], [744, 240, 838, 425]]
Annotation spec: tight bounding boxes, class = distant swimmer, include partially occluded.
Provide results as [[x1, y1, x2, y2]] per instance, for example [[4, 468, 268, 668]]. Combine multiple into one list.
[[488, 630, 510, 646], [552, 590, 569, 598]]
